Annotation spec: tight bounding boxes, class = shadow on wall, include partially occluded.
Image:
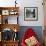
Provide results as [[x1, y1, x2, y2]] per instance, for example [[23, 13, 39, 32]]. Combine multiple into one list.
[[18, 26, 43, 44]]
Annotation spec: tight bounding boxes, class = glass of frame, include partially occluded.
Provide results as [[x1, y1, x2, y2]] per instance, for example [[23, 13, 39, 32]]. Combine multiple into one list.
[[2, 10, 9, 15], [24, 7, 38, 21]]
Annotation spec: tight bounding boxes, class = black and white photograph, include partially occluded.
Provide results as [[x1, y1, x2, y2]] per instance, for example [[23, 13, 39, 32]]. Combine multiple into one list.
[[24, 7, 38, 21]]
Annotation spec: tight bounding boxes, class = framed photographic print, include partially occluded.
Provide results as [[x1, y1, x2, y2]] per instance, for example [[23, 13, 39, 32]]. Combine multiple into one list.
[[24, 7, 38, 21], [2, 10, 9, 15]]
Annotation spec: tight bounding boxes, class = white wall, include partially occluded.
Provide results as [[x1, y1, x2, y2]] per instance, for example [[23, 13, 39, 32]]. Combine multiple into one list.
[[0, 0, 44, 26], [19, 0, 44, 26], [0, 0, 15, 7]]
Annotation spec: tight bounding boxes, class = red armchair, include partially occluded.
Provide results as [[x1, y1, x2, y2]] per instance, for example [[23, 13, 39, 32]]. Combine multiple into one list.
[[21, 28, 41, 46]]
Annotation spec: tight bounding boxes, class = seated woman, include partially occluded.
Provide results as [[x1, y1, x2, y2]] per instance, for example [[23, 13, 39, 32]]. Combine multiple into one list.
[[21, 28, 41, 46]]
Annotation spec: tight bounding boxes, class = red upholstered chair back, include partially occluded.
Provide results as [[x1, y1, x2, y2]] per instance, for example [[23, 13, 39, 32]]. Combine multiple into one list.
[[21, 28, 41, 46]]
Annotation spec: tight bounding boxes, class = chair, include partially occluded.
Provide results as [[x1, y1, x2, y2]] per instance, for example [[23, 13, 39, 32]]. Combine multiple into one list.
[[21, 28, 41, 46]]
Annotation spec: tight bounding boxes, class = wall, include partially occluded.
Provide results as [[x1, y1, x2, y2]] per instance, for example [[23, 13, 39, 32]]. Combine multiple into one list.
[[0, 0, 44, 26], [0, 0, 15, 7], [19, 0, 44, 26]]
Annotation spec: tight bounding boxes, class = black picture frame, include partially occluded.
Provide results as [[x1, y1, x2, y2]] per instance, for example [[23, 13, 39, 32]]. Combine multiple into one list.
[[24, 7, 38, 21]]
